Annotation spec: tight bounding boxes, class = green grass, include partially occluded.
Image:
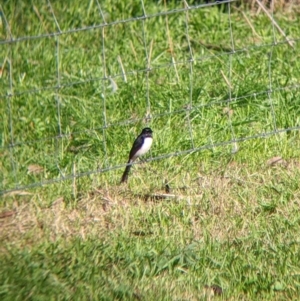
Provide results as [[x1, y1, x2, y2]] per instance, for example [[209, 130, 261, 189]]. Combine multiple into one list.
[[1, 0, 300, 300]]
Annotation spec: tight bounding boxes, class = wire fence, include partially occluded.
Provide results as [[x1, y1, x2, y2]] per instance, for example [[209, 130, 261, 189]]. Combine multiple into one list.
[[1, 0, 300, 195]]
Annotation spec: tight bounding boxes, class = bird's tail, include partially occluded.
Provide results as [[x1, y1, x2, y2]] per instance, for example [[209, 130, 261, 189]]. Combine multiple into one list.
[[120, 164, 132, 183]]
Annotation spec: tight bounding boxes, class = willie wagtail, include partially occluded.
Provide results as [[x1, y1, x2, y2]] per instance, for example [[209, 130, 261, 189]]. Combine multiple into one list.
[[121, 127, 153, 183]]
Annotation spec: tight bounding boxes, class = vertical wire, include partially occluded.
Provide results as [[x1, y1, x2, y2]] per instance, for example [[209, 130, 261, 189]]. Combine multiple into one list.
[[47, 0, 64, 178], [0, 4, 13, 39], [54, 36, 64, 178], [95, 0, 109, 168], [7, 48, 17, 188], [101, 26, 109, 168], [184, 2, 195, 148], [267, 1, 278, 136], [47, 0, 62, 33], [227, 1, 238, 154], [140, 0, 152, 123], [94, 0, 108, 179], [267, 49, 277, 135], [1, 4, 18, 188], [95, 0, 107, 24]]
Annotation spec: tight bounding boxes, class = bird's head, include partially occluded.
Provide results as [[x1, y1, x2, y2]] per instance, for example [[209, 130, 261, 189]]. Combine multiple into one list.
[[141, 127, 153, 136]]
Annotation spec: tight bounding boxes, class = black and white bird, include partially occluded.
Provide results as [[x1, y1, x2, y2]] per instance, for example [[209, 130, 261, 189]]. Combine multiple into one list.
[[120, 127, 153, 183]]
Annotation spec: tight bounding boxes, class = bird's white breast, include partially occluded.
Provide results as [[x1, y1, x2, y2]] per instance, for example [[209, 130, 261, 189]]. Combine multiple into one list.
[[135, 137, 153, 157]]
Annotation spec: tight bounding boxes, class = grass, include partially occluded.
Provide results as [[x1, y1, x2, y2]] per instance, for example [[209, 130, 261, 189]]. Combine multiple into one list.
[[1, 0, 300, 300]]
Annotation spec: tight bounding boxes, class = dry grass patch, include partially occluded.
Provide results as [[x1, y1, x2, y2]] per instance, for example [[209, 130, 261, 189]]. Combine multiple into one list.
[[2, 159, 300, 248]]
